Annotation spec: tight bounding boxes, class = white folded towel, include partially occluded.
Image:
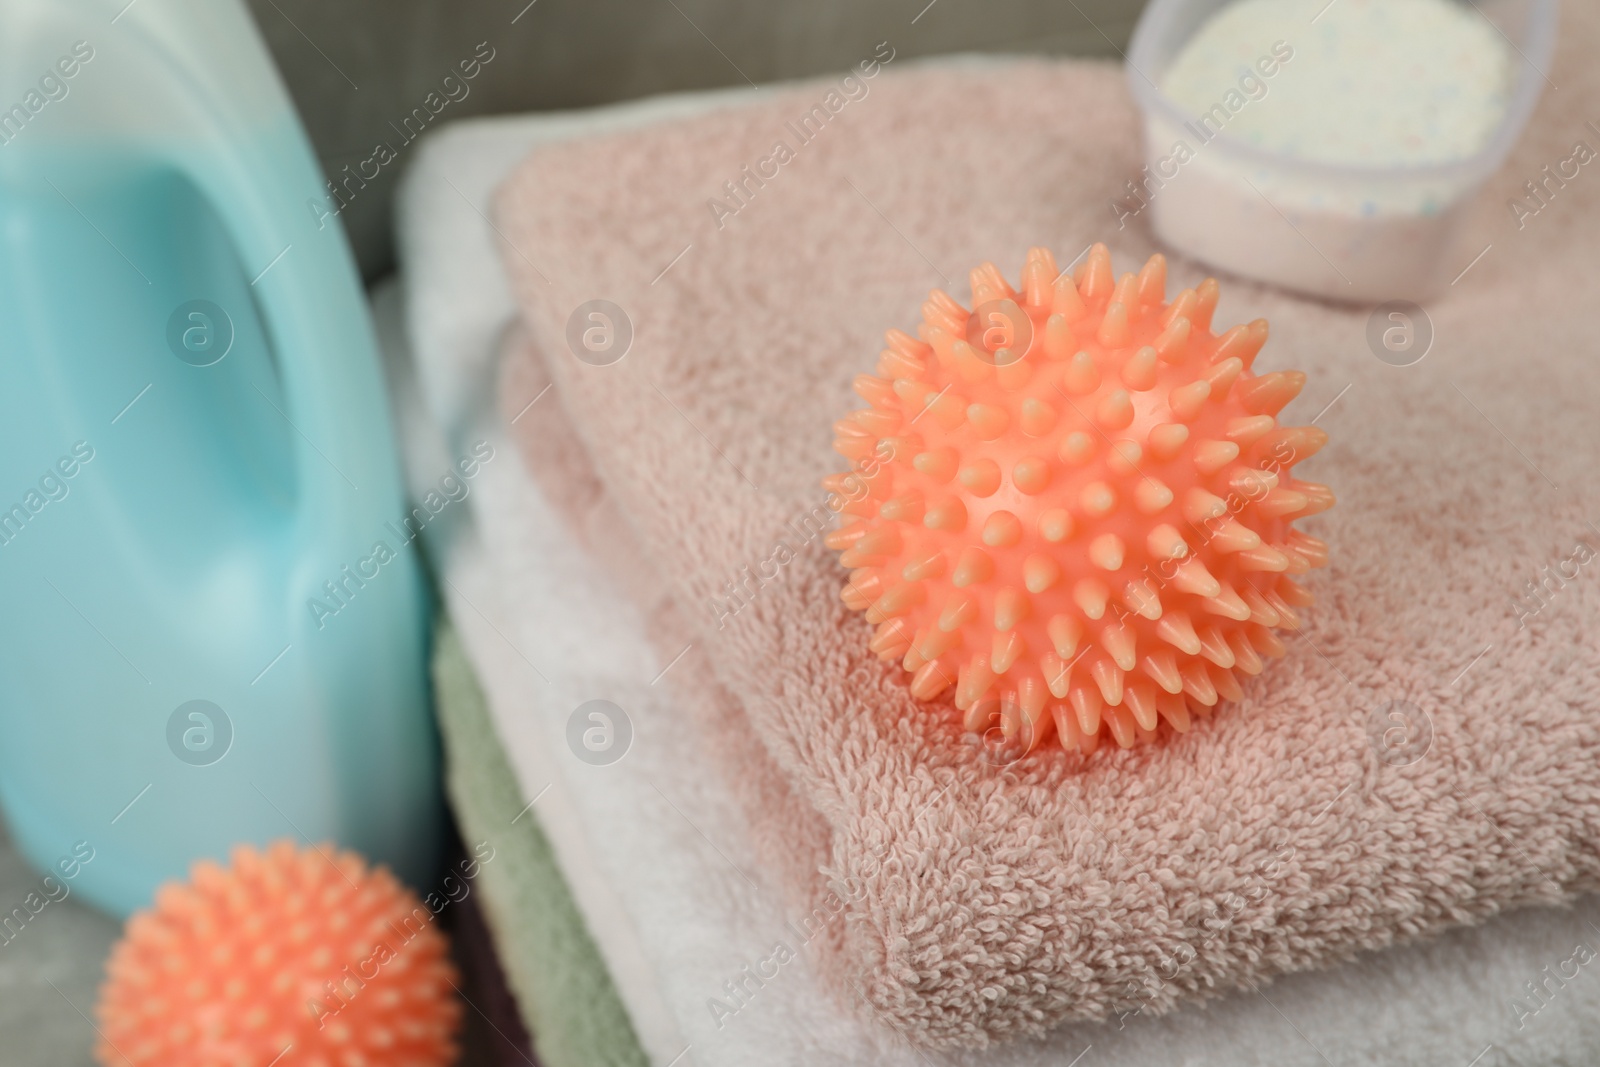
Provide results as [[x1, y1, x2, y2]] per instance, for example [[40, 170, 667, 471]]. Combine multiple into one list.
[[383, 87, 1600, 1067]]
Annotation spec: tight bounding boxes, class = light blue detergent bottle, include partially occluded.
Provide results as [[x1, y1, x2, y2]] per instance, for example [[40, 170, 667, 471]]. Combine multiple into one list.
[[0, 0, 439, 916]]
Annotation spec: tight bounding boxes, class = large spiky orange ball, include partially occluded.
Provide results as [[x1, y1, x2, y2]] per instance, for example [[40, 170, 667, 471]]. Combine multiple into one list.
[[96, 841, 461, 1067], [825, 244, 1332, 755]]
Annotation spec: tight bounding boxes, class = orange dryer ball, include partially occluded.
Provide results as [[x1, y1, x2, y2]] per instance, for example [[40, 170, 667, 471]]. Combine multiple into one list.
[[825, 244, 1333, 754], [95, 841, 461, 1067]]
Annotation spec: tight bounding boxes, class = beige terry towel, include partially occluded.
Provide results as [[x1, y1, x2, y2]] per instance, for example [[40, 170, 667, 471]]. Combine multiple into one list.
[[492, 20, 1600, 1048]]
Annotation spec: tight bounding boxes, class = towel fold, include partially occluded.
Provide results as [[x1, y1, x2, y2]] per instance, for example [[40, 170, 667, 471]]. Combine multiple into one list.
[[489, 20, 1600, 1046], [502, 329, 844, 965], [389, 98, 1600, 1066]]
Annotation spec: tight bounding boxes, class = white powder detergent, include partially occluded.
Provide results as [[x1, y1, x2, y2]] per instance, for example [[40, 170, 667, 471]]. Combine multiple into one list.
[[1126, 0, 1531, 300], [1164, 0, 1512, 175]]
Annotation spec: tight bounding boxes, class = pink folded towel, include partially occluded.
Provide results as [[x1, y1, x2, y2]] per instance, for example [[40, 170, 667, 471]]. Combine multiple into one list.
[[492, 17, 1600, 1048]]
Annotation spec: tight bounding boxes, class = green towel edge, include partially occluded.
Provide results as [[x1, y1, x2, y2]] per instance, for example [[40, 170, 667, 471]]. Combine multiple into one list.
[[432, 621, 649, 1067]]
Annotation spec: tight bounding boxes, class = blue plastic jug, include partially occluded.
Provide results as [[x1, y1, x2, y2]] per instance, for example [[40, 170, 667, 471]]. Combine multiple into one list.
[[0, 0, 439, 917]]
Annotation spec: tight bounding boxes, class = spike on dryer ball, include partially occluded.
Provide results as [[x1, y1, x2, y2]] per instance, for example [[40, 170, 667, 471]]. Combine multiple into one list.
[[95, 841, 461, 1067], [825, 244, 1333, 755]]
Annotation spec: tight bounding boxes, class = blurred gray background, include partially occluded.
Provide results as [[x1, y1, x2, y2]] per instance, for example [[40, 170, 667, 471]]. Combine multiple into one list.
[[242, 0, 1148, 280]]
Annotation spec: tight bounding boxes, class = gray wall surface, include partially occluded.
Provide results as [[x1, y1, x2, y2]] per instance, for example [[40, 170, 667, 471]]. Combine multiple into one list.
[[243, 0, 1148, 279]]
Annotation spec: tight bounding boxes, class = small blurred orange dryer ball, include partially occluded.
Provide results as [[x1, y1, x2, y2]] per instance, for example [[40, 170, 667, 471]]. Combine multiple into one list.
[[825, 244, 1333, 755], [96, 841, 461, 1067]]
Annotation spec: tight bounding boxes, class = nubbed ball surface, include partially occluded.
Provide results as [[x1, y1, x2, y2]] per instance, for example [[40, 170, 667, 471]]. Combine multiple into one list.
[[825, 245, 1333, 755], [96, 841, 461, 1067]]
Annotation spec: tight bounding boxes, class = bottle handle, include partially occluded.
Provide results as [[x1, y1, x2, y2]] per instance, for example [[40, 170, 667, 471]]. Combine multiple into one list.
[[168, 119, 381, 527]]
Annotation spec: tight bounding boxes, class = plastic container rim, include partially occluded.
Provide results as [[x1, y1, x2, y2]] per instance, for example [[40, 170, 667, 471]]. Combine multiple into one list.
[[1124, 0, 1560, 191]]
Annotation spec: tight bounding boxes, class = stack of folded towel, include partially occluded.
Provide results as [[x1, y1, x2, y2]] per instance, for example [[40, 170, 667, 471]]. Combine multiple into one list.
[[387, 9, 1600, 1064]]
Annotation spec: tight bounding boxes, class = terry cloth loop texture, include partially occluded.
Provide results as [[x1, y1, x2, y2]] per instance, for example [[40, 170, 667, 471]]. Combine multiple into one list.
[[491, 30, 1600, 1049]]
